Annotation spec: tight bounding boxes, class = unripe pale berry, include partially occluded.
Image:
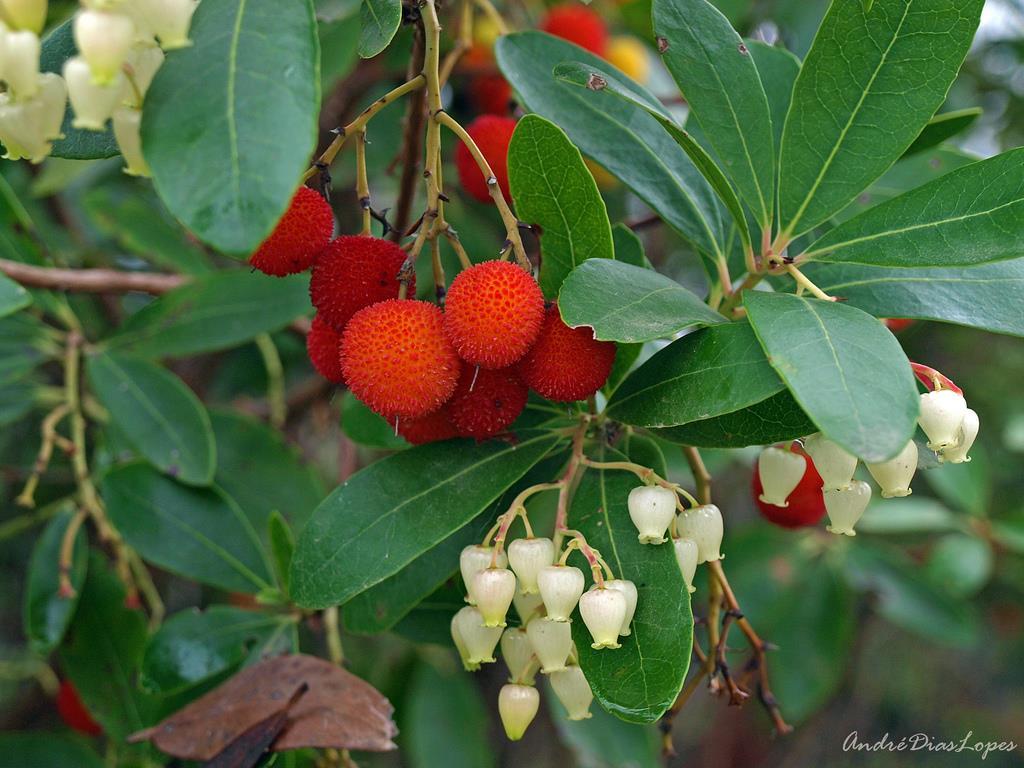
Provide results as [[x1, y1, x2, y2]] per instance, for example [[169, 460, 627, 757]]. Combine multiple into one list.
[[500, 627, 536, 684], [451, 610, 480, 671], [74, 10, 135, 85], [537, 564, 584, 622], [824, 480, 871, 536], [453, 606, 502, 664], [498, 684, 539, 741], [757, 446, 806, 506], [1, 0, 46, 33], [673, 537, 698, 594], [578, 586, 626, 649], [3, 30, 42, 100], [675, 504, 723, 564], [472, 567, 516, 627], [627, 485, 676, 544], [112, 106, 149, 176], [918, 389, 967, 451], [602, 579, 637, 636], [64, 57, 124, 131], [549, 665, 593, 721], [508, 537, 555, 594], [939, 408, 978, 464], [526, 616, 572, 673], [866, 440, 917, 498], [802, 433, 857, 491], [460, 545, 506, 604], [512, 589, 544, 623]]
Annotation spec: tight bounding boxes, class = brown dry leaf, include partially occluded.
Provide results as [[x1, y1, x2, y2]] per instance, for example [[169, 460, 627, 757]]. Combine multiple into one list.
[[129, 654, 397, 760]]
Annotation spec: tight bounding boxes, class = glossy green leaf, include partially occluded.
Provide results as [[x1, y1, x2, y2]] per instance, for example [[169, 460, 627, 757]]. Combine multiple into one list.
[[141, 606, 298, 695], [652, 0, 775, 226], [103, 271, 311, 358], [102, 463, 274, 594], [496, 32, 725, 258], [550, 698, 660, 768], [612, 223, 649, 268], [290, 433, 563, 609], [558, 260, 724, 343], [0, 273, 30, 318], [777, 0, 983, 237], [607, 321, 784, 428], [801, 148, 1024, 268], [0, 734, 105, 768], [358, 0, 402, 58], [87, 351, 215, 486], [508, 114, 614, 298], [268, 511, 295, 592], [23, 508, 87, 655], [654, 389, 815, 447], [142, 0, 320, 255], [340, 390, 409, 449], [744, 292, 917, 462], [746, 41, 801, 159], [903, 107, 982, 157], [568, 448, 692, 723]]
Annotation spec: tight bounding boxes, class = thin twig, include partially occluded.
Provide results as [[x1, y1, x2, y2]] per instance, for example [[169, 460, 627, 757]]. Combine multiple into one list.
[[0, 258, 184, 294]]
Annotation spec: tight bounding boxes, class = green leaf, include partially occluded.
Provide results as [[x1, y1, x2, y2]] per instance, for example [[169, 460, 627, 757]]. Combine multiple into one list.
[[496, 32, 725, 258], [652, 0, 775, 226], [922, 442, 990, 516], [142, 0, 321, 255], [87, 351, 215, 486], [745, 41, 801, 159], [801, 258, 1024, 337], [0, 273, 30, 318], [800, 148, 1024, 268], [568, 449, 692, 723], [612, 223, 649, 268], [268, 511, 295, 591], [102, 463, 274, 594], [744, 292, 917, 462], [856, 496, 960, 534], [0, 734, 105, 768], [358, 0, 402, 58], [903, 107, 982, 157], [391, 582, 466, 645], [341, 390, 409, 449], [550, 698, 660, 768], [141, 606, 297, 695], [290, 433, 563, 609], [508, 114, 614, 299], [558, 260, 724, 343], [23, 508, 88, 655], [103, 271, 312, 358], [607, 321, 784, 428], [777, 0, 983, 237], [925, 534, 992, 598], [654, 389, 815, 448]]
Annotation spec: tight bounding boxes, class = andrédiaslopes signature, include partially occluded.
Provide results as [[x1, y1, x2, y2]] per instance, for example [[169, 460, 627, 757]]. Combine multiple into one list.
[[843, 731, 1018, 761]]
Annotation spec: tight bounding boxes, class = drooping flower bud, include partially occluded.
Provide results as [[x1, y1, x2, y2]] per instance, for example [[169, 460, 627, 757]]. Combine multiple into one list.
[[602, 579, 637, 636], [508, 537, 555, 594], [918, 389, 967, 451], [1, 0, 47, 33], [64, 56, 124, 131], [74, 10, 134, 84], [112, 106, 149, 176], [498, 684, 539, 741], [143, 0, 198, 50], [526, 616, 572, 673], [627, 485, 676, 544], [866, 440, 917, 498], [0, 73, 66, 163], [4, 30, 41, 99], [757, 446, 806, 506], [802, 433, 857, 491], [537, 564, 584, 622], [673, 537, 698, 594], [549, 665, 593, 721], [500, 627, 536, 684], [939, 408, 978, 464], [512, 589, 544, 623], [824, 480, 871, 536], [578, 586, 626, 650], [676, 504, 723, 564], [451, 610, 479, 671], [453, 606, 502, 664], [122, 41, 164, 108], [460, 544, 506, 604], [472, 567, 516, 627]]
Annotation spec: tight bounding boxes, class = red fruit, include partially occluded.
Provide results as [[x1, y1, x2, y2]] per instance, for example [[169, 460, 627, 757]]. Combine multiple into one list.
[[539, 4, 609, 55], [57, 680, 102, 736], [250, 186, 333, 276], [449, 363, 528, 439], [752, 443, 826, 528], [518, 304, 616, 402], [306, 315, 345, 383], [341, 299, 460, 420], [470, 73, 513, 115], [444, 260, 545, 369], [884, 318, 915, 332], [309, 235, 413, 331], [455, 115, 517, 204], [399, 407, 459, 445]]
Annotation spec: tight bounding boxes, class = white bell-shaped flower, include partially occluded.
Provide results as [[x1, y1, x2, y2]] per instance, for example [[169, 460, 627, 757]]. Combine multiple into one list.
[[1, 0, 46, 33], [526, 616, 572, 673], [824, 480, 871, 536], [64, 56, 124, 131], [627, 485, 676, 544], [602, 579, 637, 636], [757, 446, 806, 506], [453, 606, 502, 664], [122, 41, 164, 108], [939, 408, 978, 464], [460, 544, 506, 604], [472, 567, 516, 627], [673, 537, 698, 594], [112, 106, 149, 176], [549, 665, 593, 720], [74, 10, 134, 84], [802, 433, 857, 491], [676, 504, 723, 564], [918, 389, 967, 451], [500, 627, 536, 685], [512, 589, 544, 623], [451, 610, 479, 671], [537, 564, 584, 622], [578, 586, 626, 650], [36, 71, 66, 139], [508, 537, 555, 594], [866, 440, 917, 498], [498, 684, 539, 741], [142, 0, 198, 50], [4, 30, 41, 99], [0, 73, 66, 163]]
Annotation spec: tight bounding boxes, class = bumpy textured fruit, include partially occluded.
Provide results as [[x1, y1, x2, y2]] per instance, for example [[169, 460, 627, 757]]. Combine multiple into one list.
[[309, 235, 411, 329], [518, 305, 616, 402], [250, 186, 333, 276], [449, 364, 528, 439], [455, 115, 516, 204], [340, 299, 459, 420], [56, 680, 102, 736], [539, 3, 608, 55], [398, 407, 458, 445], [306, 315, 345, 383], [470, 73, 513, 115], [752, 443, 826, 528], [445, 260, 545, 368]]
